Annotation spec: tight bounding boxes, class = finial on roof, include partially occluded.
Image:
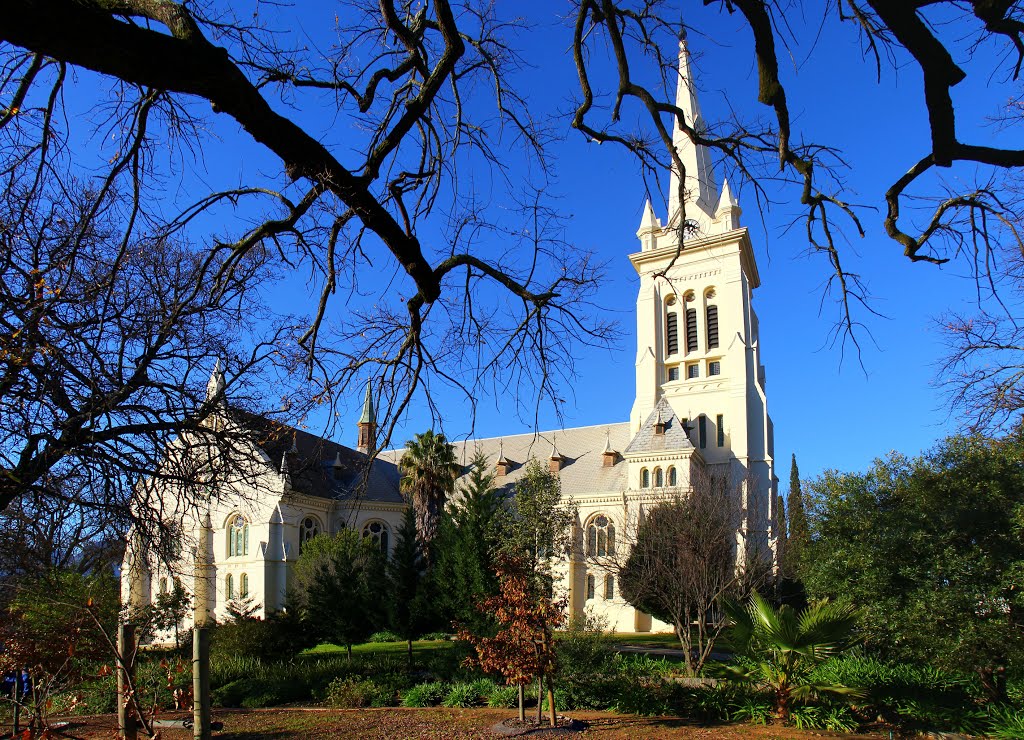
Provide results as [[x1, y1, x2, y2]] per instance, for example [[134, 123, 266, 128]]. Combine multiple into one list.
[[550, 438, 563, 460], [333, 450, 344, 467], [289, 431, 299, 455], [497, 439, 509, 464], [678, 19, 688, 43], [603, 430, 613, 455], [359, 382, 376, 425], [636, 198, 661, 237], [715, 177, 742, 229], [280, 450, 292, 492], [205, 358, 226, 403]]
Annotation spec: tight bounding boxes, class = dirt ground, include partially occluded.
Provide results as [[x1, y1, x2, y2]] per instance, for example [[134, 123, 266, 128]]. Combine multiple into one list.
[[29, 707, 889, 740]]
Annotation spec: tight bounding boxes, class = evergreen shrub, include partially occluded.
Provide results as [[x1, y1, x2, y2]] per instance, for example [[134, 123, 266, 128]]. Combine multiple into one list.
[[401, 681, 446, 707]]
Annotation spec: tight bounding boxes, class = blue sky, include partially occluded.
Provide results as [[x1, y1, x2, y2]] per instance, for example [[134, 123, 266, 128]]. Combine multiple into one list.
[[47, 2, 1021, 481], [335, 3, 1012, 480]]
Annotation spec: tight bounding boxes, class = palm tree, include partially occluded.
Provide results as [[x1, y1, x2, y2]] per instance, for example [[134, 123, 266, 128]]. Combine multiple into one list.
[[718, 591, 864, 723], [399, 430, 459, 562]]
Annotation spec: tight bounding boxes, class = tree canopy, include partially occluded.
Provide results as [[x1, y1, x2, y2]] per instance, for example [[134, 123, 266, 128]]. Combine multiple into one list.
[[803, 431, 1024, 699]]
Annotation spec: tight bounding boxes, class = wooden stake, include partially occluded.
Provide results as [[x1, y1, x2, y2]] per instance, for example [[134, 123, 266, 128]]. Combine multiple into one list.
[[117, 624, 137, 740], [193, 627, 211, 740]]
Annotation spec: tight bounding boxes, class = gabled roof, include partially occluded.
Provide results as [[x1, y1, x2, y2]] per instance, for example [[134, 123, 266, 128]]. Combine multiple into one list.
[[231, 409, 402, 503], [624, 397, 694, 454]]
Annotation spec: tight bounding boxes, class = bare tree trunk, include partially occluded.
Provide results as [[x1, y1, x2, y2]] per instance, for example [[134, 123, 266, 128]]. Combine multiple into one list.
[[546, 675, 557, 727], [536, 673, 543, 725], [117, 624, 138, 740], [407, 638, 413, 665]]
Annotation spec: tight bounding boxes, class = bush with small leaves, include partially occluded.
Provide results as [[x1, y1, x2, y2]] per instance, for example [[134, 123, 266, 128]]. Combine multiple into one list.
[[368, 630, 403, 643]]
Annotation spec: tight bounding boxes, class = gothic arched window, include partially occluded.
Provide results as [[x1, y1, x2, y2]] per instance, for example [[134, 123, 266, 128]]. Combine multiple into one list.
[[586, 515, 616, 557], [654, 467, 664, 487], [640, 468, 650, 488], [299, 516, 321, 552], [362, 520, 390, 553], [668, 466, 678, 487], [227, 515, 249, 558], [665, 295, 678, 356], [225, 573, 234, 600], [240, 573, 249, 599]]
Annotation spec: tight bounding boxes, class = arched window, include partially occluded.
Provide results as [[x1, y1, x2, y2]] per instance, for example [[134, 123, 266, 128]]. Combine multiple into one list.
[[586, 574, 596, 600], [240, 573, 249, 599], [684, 291, 698, 353], [605, 575, 616, 600], [227, 514, 249, 558], [705, 289, 718, 349], [640, 468, 650, 488], [362, 521, 390, 553], [225, 573, 234, 600], [665, 295, 679, 356], [159, 577, 168, 595], [586, 515, 616, 557], [299, 516, 321, 552], [654, 468, 664, 487], [668, 466, 678, 487]]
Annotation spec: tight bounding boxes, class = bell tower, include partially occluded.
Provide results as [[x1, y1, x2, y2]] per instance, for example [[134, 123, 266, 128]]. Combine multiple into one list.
[[627, 35, 778, 560]]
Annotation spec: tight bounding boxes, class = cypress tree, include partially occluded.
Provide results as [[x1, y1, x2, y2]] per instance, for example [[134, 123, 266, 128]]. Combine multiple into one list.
[[434, 449, 506, 633], [387, 506, 431, 661], [786, 453, 810, 577], [776, 493, 788, 574]]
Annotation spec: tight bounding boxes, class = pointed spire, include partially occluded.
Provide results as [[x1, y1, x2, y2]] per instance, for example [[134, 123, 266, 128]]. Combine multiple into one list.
[[289, 431, 299, 455], [666, 34, 718, 230], [205, 358, 226, 403], [603, 430, 613, 455], [548, 436, 566, 473], [497, 439, 509, 464], [715, 177, 742, 230], [280, 450, 291, 491], [602, 429, 618, 467], [333, 450, 344, 467], [549, 437, 563, 461], [359, 382, 376, 425], [357, 382, 378, 455], [636, 198, 661, 237]]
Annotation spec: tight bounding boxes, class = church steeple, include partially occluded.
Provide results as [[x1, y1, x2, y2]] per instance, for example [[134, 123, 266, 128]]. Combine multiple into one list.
[[666, 31, 719, 234], [357, 382, 377, 455]]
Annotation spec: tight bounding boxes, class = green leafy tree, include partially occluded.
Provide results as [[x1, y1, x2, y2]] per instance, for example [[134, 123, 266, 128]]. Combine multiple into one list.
[[387, 507, 432, 660], [802, 432, 1024, 701], [785, 454, 809, 578], [399, 430, 460, 563], [718, 591, 863, 724], [290, 530, 385, 659], [503, 459, 576, 582], [434, 449, 507, 632]]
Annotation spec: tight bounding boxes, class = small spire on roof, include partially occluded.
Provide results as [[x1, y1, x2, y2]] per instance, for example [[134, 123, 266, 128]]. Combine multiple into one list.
[[603, 430, 614, 455], [280, 450, 291, 490], [289, 431, 299, 455], [550, 437, 564, 460], [333, 450, 344, 467], [359, 382, 376, 425], [715, 177, 742, 229], [602, 430, 618, 467], [497, 439, 509, 464], [636, 198, 661, 238], [205, 358, 226, 403]]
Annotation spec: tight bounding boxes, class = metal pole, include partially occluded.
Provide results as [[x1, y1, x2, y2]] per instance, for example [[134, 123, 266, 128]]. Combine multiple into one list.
[[117, 624, 138, 740], [192, 627, 211, 740]]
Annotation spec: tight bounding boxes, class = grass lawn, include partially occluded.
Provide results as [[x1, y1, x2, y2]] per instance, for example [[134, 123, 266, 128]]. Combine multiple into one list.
[[303, 638, 452, 657], [51, 708, 884, 739]]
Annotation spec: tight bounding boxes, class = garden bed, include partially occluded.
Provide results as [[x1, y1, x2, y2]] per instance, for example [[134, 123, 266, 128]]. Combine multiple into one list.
[[39, 707, 886, 739]]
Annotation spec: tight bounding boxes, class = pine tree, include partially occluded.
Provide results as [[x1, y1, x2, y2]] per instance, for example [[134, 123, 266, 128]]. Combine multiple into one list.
[[434, 449, 506, 633], [785, 453, 810, 578], [387, 507, 431, 661]]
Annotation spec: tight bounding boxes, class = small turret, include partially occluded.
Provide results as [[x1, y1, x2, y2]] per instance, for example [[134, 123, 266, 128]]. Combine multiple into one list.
[[715, 177, 742, 230], [357, 383, 377, 455]]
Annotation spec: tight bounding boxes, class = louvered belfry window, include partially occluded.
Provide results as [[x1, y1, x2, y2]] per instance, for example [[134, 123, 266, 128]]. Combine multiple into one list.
[[706, 305, 719, 349], [686, 308, 698, 353], [666, 312, 679, 355]]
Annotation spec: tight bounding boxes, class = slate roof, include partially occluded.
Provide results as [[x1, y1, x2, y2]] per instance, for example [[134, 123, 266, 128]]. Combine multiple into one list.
[[232, 409, 402, 503], [378, 421, 632, 499], [623, 397, 694, 454]]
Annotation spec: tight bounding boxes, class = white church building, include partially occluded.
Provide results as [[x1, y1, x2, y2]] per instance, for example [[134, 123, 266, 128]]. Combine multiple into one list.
[[124, 37, 778, 636]]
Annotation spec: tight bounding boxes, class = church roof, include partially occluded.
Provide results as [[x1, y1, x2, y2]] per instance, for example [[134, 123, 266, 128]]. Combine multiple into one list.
[[378, 421, 632, 499], [623, 397, 694, 454], [233, 409, 402, 503]]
